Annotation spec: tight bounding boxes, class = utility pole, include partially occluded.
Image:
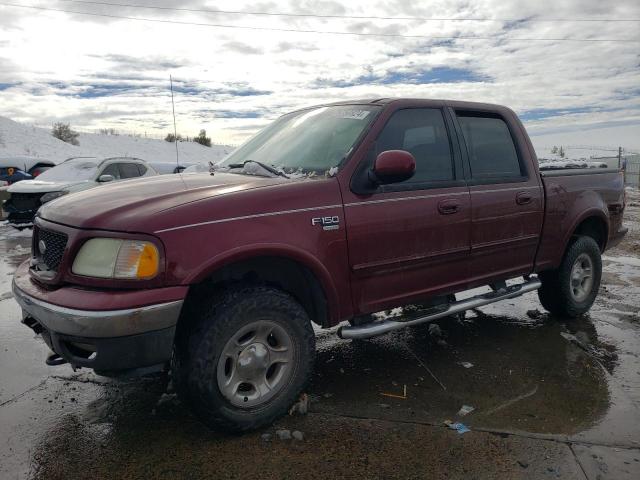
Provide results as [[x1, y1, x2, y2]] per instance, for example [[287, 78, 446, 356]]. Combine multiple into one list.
[[618, 146, 622, 169]]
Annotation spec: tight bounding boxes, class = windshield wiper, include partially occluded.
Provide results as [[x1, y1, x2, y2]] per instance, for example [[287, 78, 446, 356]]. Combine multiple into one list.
[[227, 160, 289, 179]]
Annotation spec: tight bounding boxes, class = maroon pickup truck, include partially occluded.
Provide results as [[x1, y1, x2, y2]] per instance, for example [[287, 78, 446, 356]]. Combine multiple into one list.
[[13, 99, 627, 431]]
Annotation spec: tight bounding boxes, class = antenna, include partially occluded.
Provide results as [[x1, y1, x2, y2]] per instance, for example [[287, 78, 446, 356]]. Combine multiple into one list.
[[170, 75, 179, 168]]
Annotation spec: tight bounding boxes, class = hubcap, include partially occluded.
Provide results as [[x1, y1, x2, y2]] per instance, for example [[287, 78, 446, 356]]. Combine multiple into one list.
[[217, 320, 294, 408], [569, 253, 594, 302]]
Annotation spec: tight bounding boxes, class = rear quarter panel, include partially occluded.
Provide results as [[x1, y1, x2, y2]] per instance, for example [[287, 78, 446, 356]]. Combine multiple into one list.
[[535, 170, 624, 271]]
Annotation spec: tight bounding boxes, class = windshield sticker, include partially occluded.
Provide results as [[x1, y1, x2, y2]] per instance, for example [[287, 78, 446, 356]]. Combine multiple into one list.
[[338, 110, 370, 120]]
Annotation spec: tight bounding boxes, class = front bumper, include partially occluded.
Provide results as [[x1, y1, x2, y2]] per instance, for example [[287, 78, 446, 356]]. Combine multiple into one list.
[[13, 266, 185, 374]]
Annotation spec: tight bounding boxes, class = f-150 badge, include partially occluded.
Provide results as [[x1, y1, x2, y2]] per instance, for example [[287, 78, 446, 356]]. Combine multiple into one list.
[[311, 216, 339, 231]]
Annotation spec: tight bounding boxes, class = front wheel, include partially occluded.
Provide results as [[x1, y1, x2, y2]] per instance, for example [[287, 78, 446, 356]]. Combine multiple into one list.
[[176, 286, 315, 432], [538, 236, 602, 317]]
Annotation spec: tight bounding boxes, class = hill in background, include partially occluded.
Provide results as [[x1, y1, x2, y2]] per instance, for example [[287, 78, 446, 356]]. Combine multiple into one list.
[[0, 116, 232, 164]]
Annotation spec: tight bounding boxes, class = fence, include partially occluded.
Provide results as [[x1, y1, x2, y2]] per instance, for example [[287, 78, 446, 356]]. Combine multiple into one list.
[[625, 159, 640, 188]]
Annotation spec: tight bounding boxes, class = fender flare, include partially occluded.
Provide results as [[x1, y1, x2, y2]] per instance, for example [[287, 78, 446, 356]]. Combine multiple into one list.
[[185, 243, 341, 323], [560, 207, 609, 256]]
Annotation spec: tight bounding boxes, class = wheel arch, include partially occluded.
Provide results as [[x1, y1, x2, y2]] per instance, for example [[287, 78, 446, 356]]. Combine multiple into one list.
[[183, 245, 340, 327], [565, 210, 609, 253]]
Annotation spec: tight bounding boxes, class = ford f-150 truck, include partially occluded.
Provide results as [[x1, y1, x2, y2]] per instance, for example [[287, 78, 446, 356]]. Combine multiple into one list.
[[12, 99, 627, 432]]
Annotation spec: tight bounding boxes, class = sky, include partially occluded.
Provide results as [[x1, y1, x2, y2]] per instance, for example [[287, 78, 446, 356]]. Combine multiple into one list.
[[0, 0, 639, 150]]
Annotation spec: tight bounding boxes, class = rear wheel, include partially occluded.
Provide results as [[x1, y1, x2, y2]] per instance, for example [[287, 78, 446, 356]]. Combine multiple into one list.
[[538, 236, 602, 317], [175, 285, 315, 432]]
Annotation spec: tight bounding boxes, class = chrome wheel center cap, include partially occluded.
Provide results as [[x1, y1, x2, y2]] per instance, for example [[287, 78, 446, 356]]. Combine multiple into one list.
[[237, 343, 269, 377]]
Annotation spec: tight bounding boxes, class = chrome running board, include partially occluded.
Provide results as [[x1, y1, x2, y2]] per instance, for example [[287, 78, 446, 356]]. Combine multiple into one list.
[[337, 277, 542, 340]]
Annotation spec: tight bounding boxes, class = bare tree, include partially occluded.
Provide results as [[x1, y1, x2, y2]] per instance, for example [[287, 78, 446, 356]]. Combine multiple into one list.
[[52, 122, 80, 145]]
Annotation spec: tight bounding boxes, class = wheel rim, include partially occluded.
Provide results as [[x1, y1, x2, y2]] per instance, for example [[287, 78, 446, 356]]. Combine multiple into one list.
[[216, 320, 294, 408], [569, 253, 594, 302]]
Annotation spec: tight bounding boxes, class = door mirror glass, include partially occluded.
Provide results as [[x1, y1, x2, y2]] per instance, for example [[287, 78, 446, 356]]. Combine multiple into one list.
[[98, 174, 115, 183], [372, 150, 416, 184]]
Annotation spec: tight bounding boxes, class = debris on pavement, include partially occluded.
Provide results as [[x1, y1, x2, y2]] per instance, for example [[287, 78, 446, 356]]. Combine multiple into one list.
[[428, 323, 443, 338], [444, 420, 471, 435], [526, 309, 542, 319], [276, 429, 292, 440], [458, 361, 474, 369], [457, 405, 475, 417], [289, 393, 309, 415], [404, 343, 447, 391], [381, 384, 407, 399]]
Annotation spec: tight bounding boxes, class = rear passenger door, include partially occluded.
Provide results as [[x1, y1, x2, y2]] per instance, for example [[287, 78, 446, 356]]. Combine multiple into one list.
[[343, 107, 471, 314], [452, 109, 543, 285]]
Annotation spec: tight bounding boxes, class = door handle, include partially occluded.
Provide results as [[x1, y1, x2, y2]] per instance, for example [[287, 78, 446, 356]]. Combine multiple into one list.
[[516, 192, 533, 205], [438, 200, 461, 215]]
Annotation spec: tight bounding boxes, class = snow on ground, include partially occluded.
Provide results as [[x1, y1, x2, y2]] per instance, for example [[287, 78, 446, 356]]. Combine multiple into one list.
[[0, 116, 233, 165]]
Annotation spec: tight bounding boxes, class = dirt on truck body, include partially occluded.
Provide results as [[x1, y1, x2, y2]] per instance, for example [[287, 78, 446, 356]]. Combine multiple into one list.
[[12, 98, 627, 431]]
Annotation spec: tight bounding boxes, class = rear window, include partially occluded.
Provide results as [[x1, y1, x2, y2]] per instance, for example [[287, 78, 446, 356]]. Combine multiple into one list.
[[457, 114, 522, 180]]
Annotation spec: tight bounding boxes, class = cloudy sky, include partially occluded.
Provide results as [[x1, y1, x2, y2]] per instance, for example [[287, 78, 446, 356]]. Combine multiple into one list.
[[0, 0, 638, 148]]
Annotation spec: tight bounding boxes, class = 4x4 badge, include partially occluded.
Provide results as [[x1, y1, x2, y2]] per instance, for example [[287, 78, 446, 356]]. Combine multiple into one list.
[[311, 216, 339, 231]]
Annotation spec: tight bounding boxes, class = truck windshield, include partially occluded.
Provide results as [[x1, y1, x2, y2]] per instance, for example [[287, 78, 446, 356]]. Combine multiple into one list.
[[218, 105, 380, 177]]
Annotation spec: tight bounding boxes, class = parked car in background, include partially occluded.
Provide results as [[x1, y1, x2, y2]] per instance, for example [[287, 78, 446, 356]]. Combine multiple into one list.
[[182, 163, 212, 174], [149, 161, 198, 174], [3, 156, 157, 226], [0, 156, 55, 185]]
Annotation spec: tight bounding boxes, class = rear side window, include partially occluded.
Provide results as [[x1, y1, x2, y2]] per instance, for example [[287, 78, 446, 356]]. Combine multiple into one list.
[[119, 163, 142, 179], [457, 114, 522, 180], [376, 108, 454, 183], [137, 164, 148, 176]]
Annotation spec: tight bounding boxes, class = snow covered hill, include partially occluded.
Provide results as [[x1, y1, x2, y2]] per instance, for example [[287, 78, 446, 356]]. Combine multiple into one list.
[[0, 116, 233, 165]]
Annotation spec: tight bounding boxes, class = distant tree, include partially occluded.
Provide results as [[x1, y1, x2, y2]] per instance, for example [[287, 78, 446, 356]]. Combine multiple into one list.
[[551, 146, 558, 154], [98, 128, 119, 136], [193, 129, 211, 147], [559, 146, 566, 158], [52, 122, 79, 145], [165, 133, 184, 142]]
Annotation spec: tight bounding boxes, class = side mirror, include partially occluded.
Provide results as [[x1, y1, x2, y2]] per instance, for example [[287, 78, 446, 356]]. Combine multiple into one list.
[[98, 174, 115, 183], [371, 150, 416, 185]]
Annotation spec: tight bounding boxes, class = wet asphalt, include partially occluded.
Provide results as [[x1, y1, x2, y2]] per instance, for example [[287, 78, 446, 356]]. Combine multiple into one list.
[[1, 196, 639, 479]]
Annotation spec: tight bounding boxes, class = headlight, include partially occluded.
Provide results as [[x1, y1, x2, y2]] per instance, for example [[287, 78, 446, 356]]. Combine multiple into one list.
[[72, 238, 159, 279], [40, 191, 69, 204]]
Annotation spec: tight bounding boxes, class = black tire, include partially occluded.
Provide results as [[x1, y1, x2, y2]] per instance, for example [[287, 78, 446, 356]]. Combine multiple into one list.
[[175, 285, 315, 432], [538, 236, 602, 317]]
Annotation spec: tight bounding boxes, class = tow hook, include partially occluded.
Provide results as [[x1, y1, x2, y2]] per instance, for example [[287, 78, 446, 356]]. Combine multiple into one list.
[[46, 352, 68, 366]]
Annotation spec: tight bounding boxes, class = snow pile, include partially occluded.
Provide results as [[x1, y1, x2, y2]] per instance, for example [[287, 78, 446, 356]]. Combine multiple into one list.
[[0, 116, 233, 165], [538, 158, 609, 170]]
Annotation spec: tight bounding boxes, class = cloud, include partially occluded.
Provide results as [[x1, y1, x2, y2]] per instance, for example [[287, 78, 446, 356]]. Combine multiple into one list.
[[0, 0, 638, 146], [223, 41, 264, 55]]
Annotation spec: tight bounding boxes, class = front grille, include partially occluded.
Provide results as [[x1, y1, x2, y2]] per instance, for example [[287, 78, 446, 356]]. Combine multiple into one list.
[[10, 192, 43, 212], [33, 226, 68, 271]]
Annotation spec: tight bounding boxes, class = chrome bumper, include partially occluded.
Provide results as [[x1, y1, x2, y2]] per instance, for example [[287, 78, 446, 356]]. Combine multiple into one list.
[[12, 280, 183, 338]]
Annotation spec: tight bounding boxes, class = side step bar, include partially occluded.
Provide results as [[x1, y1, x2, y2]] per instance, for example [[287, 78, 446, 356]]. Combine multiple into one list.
[[338, 277, 542, 340]]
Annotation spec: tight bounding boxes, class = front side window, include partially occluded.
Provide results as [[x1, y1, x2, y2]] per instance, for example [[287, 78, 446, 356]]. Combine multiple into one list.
[[100, 164, 120, 179], [457, 113, 522, 180], [375, 108, 454, 183]]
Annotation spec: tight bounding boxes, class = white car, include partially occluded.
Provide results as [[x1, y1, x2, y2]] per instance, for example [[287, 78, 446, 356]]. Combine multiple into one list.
[[4, 156, 157, 227]]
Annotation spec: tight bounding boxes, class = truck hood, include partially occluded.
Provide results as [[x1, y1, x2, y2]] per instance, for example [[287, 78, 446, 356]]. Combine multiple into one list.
[[7, 179, 91, 193], [38, 172, 286, 231]]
